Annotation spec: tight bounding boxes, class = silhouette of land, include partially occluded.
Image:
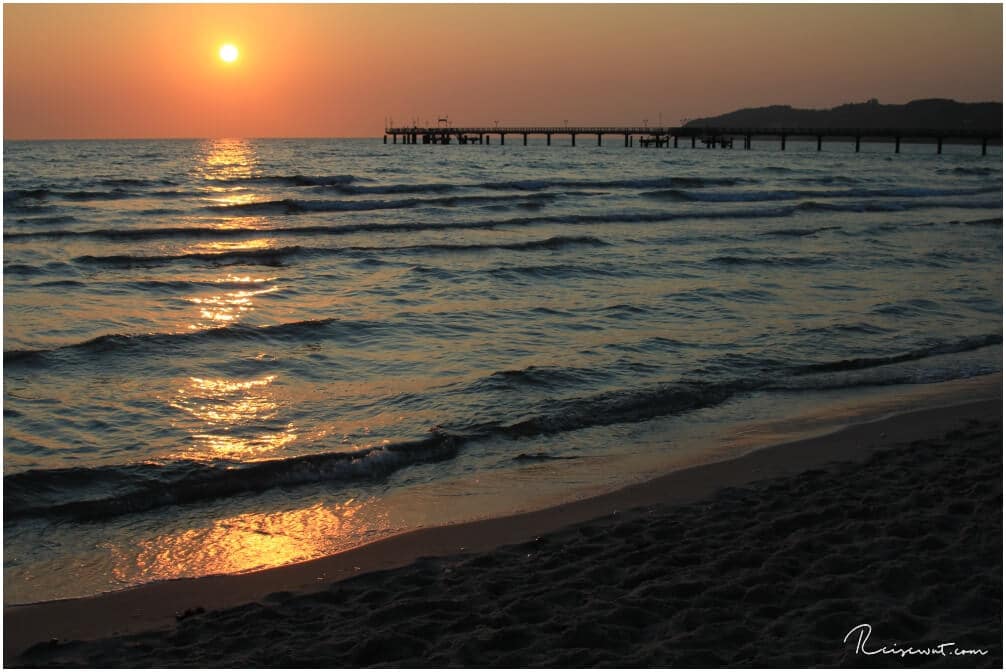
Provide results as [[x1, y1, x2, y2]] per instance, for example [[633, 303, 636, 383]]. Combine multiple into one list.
[[686, 98, 1002, 131]]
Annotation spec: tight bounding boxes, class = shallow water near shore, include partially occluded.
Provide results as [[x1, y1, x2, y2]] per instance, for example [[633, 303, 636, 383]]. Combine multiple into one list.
[[4, 138, 1002, 604]]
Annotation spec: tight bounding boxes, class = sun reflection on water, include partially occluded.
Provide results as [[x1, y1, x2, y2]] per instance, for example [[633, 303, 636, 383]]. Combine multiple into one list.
[[113, 499, 369, 583], [215, 274, 277, 284], [184, 238, 277, 255], [187, 284, 280, 326], [170, 374, 298, 462], [193, 138, 277, 212], [195, 138, 259, 183]]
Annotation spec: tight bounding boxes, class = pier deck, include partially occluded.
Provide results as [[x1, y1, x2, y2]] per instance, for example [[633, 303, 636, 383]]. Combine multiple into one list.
[[384, 125, 1001, 154]]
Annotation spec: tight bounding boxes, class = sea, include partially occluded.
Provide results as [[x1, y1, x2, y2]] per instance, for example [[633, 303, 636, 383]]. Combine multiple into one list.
[[3, 137, 1002, 605]]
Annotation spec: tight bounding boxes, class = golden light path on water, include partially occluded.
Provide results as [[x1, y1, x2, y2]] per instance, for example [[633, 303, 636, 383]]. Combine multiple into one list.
[[113, 138, 446, 586], [111, 499, 373, 583], [197, 137, 259, 182], [121, 137, 341, 582], [169, 142, 296, 459], [185, 276, 280, 328], [168, 374, 299, 462]]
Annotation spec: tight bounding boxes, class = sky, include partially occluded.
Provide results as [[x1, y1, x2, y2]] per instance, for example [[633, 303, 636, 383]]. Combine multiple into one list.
[[3, 3, 1003, 139]]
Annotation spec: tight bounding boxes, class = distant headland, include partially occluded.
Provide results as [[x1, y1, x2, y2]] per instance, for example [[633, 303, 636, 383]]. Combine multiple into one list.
[[686, 99, 1003, 130]]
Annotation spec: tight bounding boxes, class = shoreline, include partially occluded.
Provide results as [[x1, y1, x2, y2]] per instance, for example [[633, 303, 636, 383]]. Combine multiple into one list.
[[4, 390, 1001, 661]]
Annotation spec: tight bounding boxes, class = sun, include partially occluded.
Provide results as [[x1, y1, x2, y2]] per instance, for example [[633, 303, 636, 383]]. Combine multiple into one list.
[[219, 44, 239, 63]]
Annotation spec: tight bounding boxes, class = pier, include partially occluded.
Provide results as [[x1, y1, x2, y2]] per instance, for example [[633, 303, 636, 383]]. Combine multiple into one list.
[[384, 125, 1001, 155]]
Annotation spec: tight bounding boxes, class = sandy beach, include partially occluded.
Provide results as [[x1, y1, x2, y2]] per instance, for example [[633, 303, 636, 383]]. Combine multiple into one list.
[[7, 394, 1001, 667]]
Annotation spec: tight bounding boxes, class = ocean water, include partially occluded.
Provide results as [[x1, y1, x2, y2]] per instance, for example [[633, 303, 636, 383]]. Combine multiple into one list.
[[4, 137, 1002, 604]]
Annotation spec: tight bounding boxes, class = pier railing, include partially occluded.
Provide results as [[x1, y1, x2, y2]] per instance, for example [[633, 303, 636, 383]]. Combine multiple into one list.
[[384, 125, 1002, 154]]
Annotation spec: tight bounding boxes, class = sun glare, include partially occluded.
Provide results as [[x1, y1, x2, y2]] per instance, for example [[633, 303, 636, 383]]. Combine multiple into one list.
[[219, 44, 239, 63]]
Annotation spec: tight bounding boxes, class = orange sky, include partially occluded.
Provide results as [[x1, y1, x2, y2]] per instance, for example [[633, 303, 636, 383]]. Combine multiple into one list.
[[4, 3, 1002, 139]]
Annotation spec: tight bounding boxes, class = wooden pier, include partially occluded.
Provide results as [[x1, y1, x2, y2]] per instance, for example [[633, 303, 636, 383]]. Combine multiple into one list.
[[384, 125, 1001, 155]]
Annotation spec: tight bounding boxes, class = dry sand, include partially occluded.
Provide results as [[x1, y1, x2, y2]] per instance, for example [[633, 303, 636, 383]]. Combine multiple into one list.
[[6, 396, 1002, 667]]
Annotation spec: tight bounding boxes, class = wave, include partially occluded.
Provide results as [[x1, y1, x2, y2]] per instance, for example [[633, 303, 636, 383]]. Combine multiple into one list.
[[59, 189, 136, 201], [488, 263, 632, 281], [464, 379, 745, 440], [203, 192, 561, 215], [791, 333, 1002, 375], [73, 246, 308, 267], [3, 317, 352, 366], [870, 298, 943, 317], [957, 217, 1003, 228], [12, 315, 987, 379], [760, 225, 842, 237], [206, 173, 748, 193], [6, 333, 1000, 520], [794, 198, 1002, 213], [936, 166, 999, 176], [512, 452, 578, 462], [643, 188, 805, 202], [13, 191, 1004, 244], [214, 174, 358, 187], [641, 185, 1001, 203], [477, 365, 611, 392], [788, 176, 863, 186], [98, 177, 178, 187], [30, 279, 87, 288], [3, 185, 181, 203], [314, 182, 459, 196], [4, 433, 461, 522], [69, 236, 607, 269], [9, 215, 79, 226], [483, 176, 750, 191], [796, 322, 893, 337], [5, 379, 747, 522], [217, 175, 455, 195], [4, 263, 48, 276], [4, 188, 51, 202], [465, 334, 1002, 440], [138, 207, 185, 216], [397, 235, 608, 253], [707, 254, 833, 267], [4, 261, 77, 277]]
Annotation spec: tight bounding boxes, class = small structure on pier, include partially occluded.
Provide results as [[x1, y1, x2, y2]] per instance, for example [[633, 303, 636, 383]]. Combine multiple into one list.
[[638, 135, 671, 148], [702, 135, 733, 149]]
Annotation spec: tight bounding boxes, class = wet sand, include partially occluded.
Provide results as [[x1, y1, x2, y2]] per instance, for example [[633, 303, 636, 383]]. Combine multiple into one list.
[[6, 396, 1002, 667]]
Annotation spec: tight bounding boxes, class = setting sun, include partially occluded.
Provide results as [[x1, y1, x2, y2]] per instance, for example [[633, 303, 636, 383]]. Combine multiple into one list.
[[219, 43, 239, 63]]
